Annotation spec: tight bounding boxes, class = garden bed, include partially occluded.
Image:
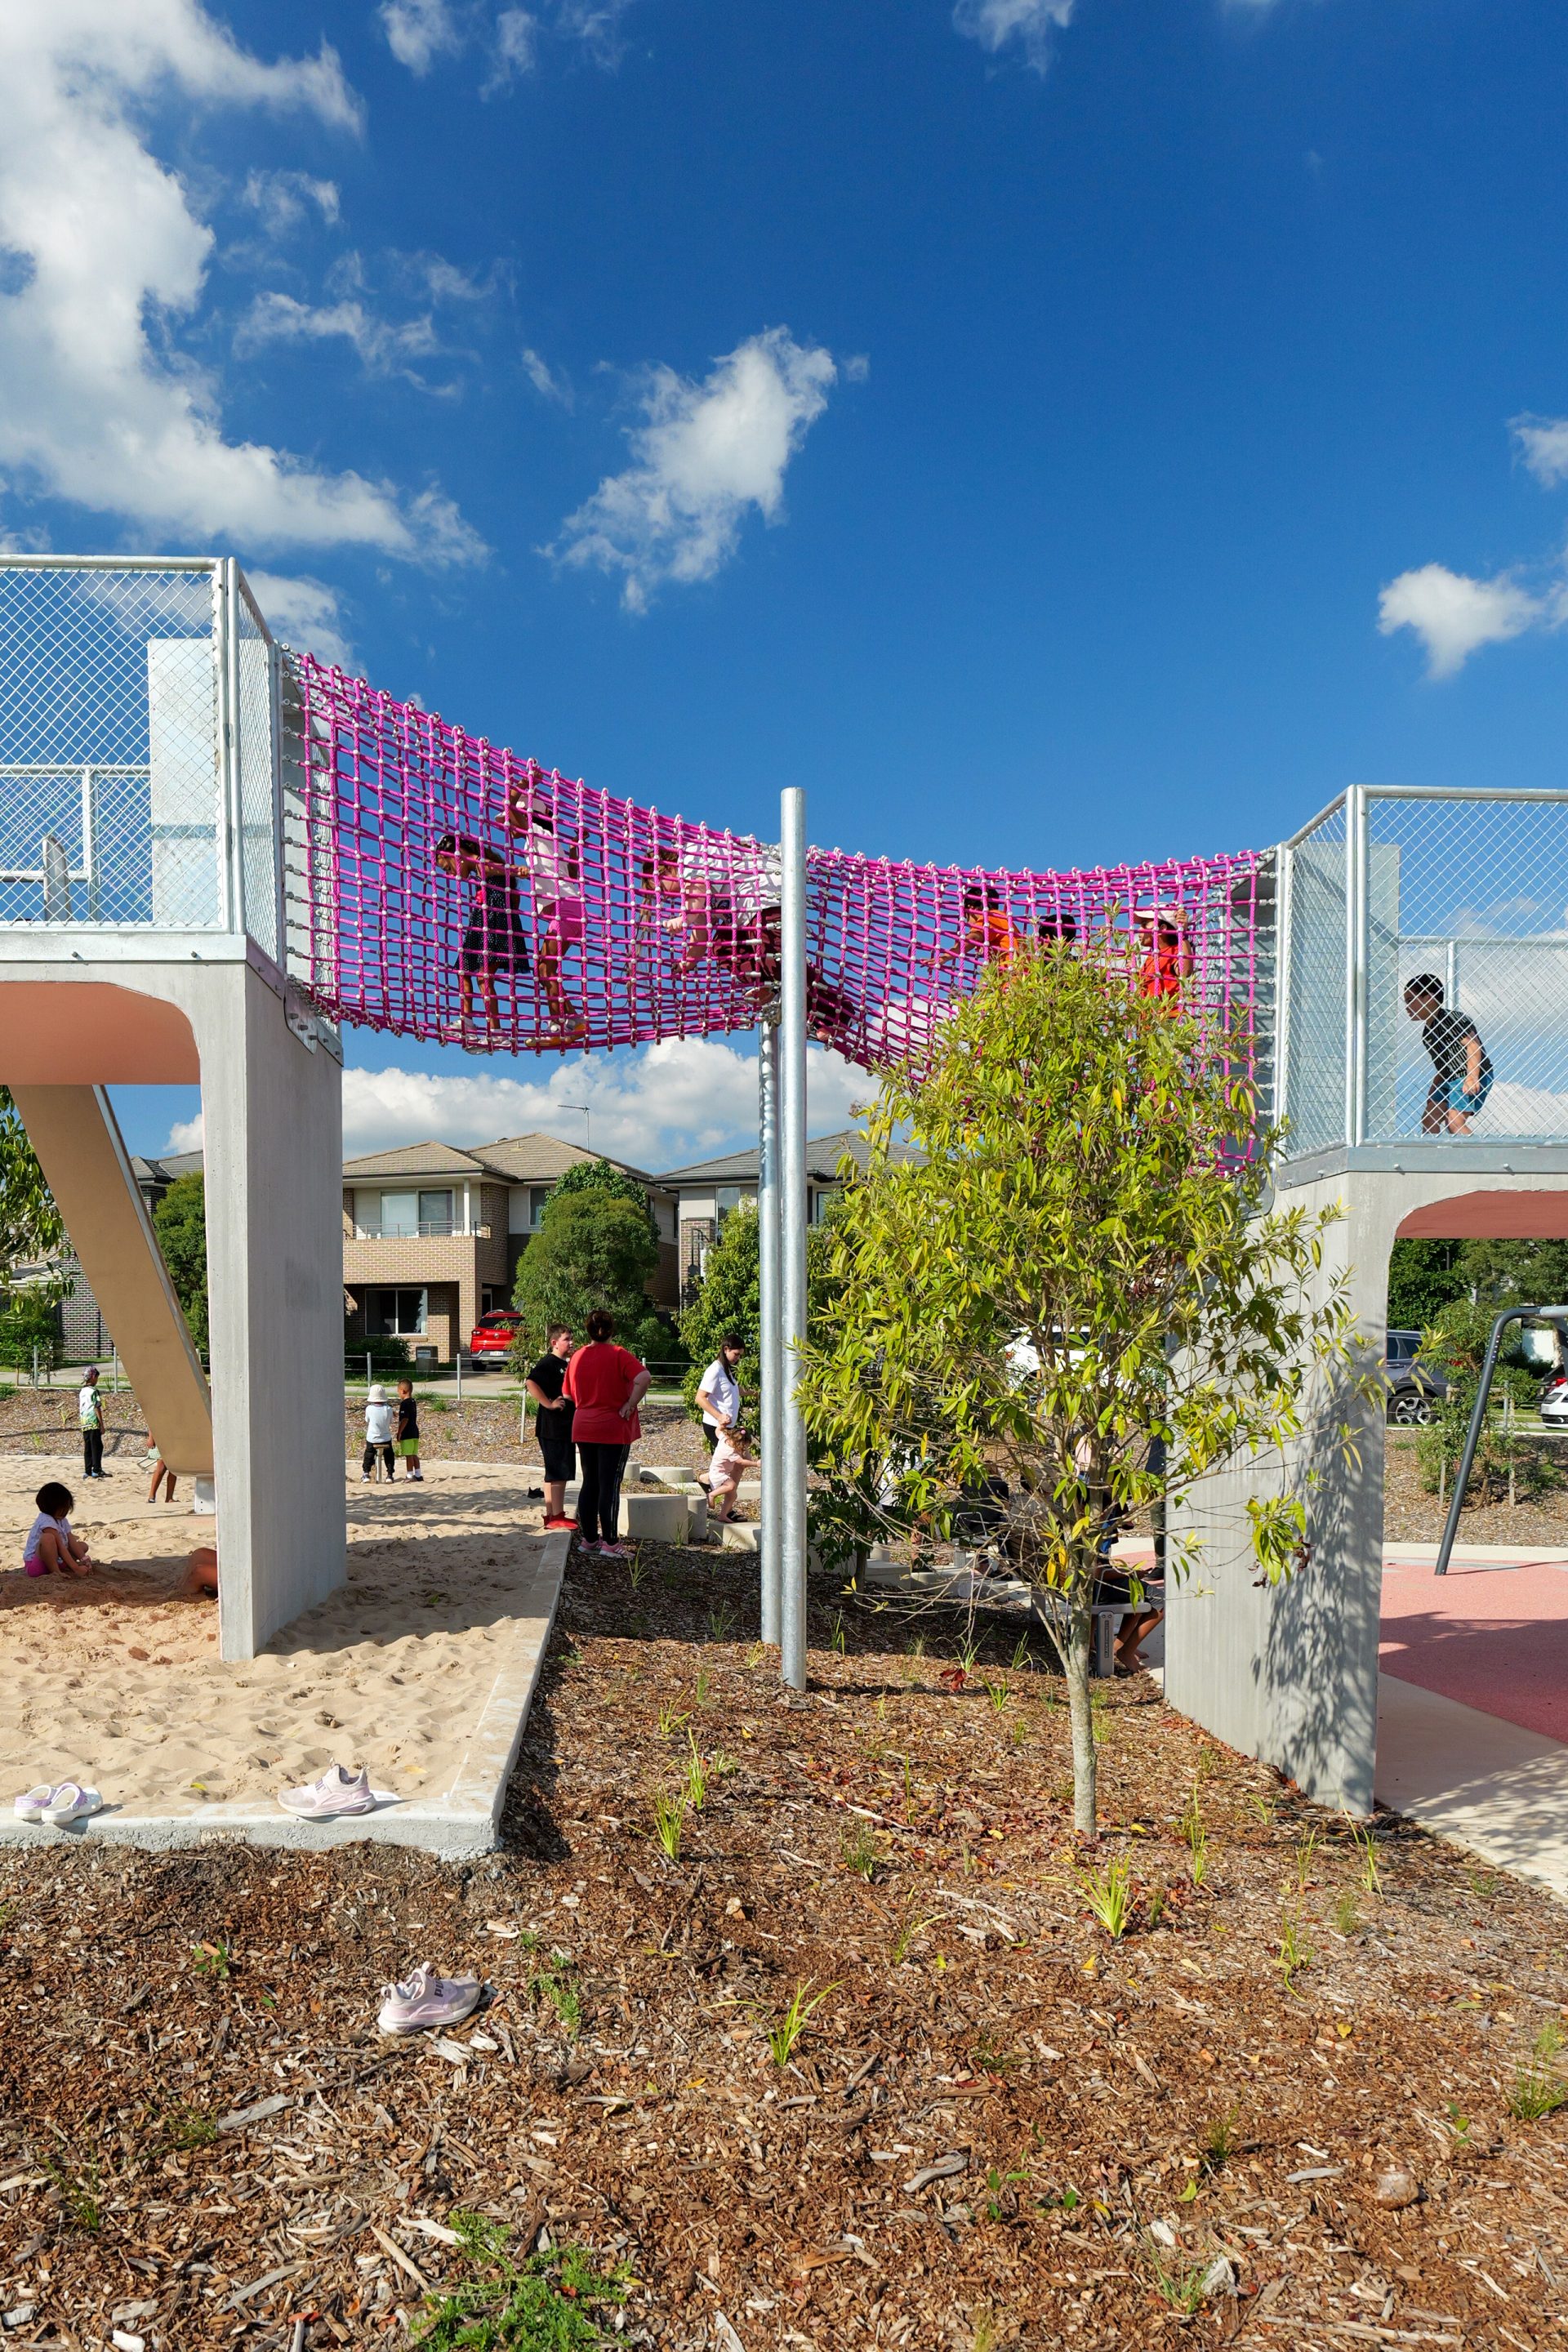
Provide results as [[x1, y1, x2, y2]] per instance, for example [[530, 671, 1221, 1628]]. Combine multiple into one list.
[[1383, 1431, 1568, 1547], [1, 1535, 1565, 2348]]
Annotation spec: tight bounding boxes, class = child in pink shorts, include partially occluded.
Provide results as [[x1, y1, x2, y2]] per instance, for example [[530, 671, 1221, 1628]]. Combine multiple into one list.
[[708, 1425, 757, 1525], [23, 1481, 92, 1578]]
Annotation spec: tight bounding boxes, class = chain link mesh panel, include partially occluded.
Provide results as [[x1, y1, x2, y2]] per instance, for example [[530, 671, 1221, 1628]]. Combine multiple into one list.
[[0, 564, 225, 929], [1366, 792, 1568, 1140], [234, 572, 278, 960], [1282, 802, 1348, 1159]]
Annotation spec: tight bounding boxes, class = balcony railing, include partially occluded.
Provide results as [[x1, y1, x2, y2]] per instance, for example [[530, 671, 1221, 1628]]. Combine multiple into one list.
[[350, 1221, 492, 1240]]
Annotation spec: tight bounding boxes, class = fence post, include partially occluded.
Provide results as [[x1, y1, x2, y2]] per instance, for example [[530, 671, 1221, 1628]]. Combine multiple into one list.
[[456, 1351, 463, 1405]]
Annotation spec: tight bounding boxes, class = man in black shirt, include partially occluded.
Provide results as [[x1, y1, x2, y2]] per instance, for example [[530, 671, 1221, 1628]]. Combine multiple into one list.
[[526, 1323, 577, 1530], [1405, 973, 1493, 1135]]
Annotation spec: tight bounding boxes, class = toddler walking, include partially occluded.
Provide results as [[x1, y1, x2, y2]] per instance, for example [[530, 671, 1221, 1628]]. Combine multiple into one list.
[[708, 1424, 757, 1524], [394, 1378, 423, 1481]]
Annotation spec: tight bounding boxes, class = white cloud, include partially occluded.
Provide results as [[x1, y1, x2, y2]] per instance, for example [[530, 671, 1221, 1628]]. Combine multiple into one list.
[[237, 291, 444, 386], [550, 327, 840, 612], [380, 0, 465, 75], [1512, 414, 1568, 489], [164, 1038, 872, 1169], [487, 8, 540, 86], [522, 347, 572, 405], [553, 0, 641, 66], [247, 570, 355, 668], [1378, 562, 1549, 679], [953, 0, 1076, 73], [0, 0, 482, 563], [242, 168, 341, 237]]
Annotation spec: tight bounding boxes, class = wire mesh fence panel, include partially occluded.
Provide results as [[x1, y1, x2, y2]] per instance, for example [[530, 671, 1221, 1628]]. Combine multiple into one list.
[[234, 572, 279, 960], [0, 564, 226, 929], [1365, 792, 1568, 1141], [1283, 801, 1348, 1159]]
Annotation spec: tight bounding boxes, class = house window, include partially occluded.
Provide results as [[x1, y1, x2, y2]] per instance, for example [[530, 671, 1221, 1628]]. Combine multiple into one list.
[[530, 1186, 553, 1229], [376, 1190, 454, 1236], [367, 1287, 427, 1337], [715, 1183, 755, 1225], [418, 1190, 454, 1235]]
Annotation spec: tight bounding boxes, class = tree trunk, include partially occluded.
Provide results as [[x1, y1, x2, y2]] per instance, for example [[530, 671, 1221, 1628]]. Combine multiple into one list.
[[1065, 1579, 1098, 1833]]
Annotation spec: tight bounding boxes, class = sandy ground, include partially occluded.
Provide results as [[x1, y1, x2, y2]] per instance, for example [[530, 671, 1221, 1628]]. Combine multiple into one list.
[[0, 1455, 550, 1815]]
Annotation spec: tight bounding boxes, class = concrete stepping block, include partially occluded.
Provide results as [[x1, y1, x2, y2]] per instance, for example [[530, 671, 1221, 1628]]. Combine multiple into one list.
[[624, 1491, 688, 1544], [685, 1491, 709, 1539], [639, 1464, 700, 1487]]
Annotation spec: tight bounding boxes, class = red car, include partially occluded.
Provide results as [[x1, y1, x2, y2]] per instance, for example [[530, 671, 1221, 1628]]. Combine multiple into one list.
[[468, 1309, 523, 1358]]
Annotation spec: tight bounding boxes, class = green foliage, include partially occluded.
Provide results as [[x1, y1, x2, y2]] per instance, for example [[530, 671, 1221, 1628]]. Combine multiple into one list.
[[152, 1172, 209, 1357], [547, 1156, 659, 1238], [0, 1087, 64, 1270], [1075, 1854, 1133, 1939], [414, 2213, 628, 2350], [799, 945, 1365, 1831], [350, 1327, 413, 1372], [1386, 1238, 1466, 1331], [650, 1786, 686, 1861], [0, 1284, 62, 1374], [1414, 1298, 1560, 1504], [512, 1187, 663, 1366], [1388, 1236, 1568, 1330], [762, 1978, 840, 2067], [678, 1197, 842, 1427], [1508, 2022, 1566, 2121]]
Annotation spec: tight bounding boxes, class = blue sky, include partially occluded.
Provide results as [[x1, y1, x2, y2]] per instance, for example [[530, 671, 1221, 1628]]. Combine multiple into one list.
[[6, 0, 1568, 1163]]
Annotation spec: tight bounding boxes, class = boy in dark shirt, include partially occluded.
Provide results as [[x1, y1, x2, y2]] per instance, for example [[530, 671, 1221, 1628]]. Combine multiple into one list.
[[1405, 973, 1493, 1134], [394, 1378, 422, 1482]]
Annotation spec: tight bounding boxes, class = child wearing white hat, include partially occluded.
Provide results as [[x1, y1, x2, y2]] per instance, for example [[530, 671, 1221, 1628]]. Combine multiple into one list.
[[362, 1384, 396, 1482]]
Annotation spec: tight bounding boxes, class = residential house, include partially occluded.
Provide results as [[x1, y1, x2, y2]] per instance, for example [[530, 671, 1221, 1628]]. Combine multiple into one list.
[[660, 1127, 921, 1303], [342, 1134, 678, 1360]]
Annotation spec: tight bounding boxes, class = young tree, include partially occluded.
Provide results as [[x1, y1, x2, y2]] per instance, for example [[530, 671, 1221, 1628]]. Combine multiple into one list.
[[677, 1200, 843, 1428], [511, 1189, 664, 1365], [0, 1088, 64, 1272], [800, 947, 1364, 1833], [153, 1173, 209, 1357], [546, 1156, 660, 1239]]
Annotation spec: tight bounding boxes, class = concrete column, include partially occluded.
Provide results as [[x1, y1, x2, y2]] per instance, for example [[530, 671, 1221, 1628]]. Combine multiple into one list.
[[1165, 1161, 1568, 1816], [0, 963, 345, 1660]]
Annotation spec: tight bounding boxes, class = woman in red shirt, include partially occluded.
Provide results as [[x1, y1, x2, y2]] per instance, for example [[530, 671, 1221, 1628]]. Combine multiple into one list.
[[564, 1310, 651, 1557]]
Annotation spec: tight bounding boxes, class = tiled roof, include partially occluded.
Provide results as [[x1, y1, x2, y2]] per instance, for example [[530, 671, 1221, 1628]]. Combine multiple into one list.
[[341, 1131, 670, 1191], [658, 1126, 920, 1186]]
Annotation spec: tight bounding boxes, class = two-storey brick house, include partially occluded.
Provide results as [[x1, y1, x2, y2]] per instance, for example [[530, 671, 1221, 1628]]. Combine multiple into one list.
[[342, 1134, 679, 1360]]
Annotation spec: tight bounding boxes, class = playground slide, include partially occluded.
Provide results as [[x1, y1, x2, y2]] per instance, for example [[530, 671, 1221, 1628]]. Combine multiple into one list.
[[11, 1085, 213, 1478]]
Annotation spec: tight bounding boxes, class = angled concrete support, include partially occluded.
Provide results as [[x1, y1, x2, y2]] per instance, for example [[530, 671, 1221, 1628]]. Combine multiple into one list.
[[10, 1085, 212, 1476]]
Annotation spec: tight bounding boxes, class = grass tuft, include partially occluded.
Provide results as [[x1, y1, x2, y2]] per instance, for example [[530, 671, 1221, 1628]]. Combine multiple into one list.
[[1075, 1854, 1133, 1940], [414, 2212, 628, 2349], [761, 1979, 841, 2069]]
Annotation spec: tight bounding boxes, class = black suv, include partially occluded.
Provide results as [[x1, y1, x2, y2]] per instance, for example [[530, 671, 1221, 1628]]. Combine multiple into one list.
[[1383, 1328, 1448, 1425]]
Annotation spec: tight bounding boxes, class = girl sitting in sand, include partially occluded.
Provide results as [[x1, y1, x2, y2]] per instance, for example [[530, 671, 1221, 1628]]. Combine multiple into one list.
[[24, 1481, 92, 1579], [707, 1424, 757, 1525]]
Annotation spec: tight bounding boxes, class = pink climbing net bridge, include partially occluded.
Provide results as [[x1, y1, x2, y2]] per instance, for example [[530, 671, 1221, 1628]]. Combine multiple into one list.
[[292, 654, 1267, 1076]]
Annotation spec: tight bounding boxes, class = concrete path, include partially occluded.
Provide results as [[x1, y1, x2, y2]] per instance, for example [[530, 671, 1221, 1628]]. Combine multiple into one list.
[[1374, 1673, 1568, 1904]]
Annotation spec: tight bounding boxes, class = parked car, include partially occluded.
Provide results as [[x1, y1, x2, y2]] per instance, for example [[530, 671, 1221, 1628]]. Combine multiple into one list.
[[1383, 1328, 1448, 1425], [468, 1308, 523, 1358]]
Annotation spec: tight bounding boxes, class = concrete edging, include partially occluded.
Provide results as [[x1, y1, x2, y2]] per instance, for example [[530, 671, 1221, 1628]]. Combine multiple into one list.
[[0, 1530, 569, 1862]]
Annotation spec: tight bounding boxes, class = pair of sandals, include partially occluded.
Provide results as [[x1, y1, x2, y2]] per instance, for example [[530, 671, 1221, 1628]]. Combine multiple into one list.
[[13, 1781, 103, 1825]]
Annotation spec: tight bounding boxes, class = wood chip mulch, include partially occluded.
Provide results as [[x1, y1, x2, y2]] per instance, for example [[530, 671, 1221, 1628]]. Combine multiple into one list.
[[2, 1537, 1566, 2349]]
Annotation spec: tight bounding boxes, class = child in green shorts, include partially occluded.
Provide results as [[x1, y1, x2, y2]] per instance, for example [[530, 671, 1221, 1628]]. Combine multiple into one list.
[[395, 1379, 423, 1482]]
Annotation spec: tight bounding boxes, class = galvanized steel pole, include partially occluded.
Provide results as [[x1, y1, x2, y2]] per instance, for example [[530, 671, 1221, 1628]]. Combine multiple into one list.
[[779, 787, 808, 1692], [757, 1017, 783, 1647]]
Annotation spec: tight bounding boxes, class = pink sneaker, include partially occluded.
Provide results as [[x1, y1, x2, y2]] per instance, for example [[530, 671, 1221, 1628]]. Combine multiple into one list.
[[377, 1963, 483, 2036], [599, 1540, 633, 1559], [277, 1764, 374, 1820]]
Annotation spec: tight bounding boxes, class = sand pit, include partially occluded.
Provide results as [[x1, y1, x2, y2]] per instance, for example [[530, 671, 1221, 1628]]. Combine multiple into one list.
[[0, 1455, 554, 1821]]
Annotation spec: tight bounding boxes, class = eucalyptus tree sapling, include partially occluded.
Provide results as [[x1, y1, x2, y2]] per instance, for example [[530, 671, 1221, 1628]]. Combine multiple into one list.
[[799, 945, 1365, 1833]]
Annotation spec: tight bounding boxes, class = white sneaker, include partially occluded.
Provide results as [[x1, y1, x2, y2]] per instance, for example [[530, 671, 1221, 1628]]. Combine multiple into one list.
[[377, 1963, 483, 2037], [277, 1764, 374, 1820], [12, 1784, 54, 1823], [44, 1783, 102, 1825]]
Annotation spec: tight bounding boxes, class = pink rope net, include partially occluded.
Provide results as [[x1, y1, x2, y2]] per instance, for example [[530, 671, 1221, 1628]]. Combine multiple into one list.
[[290, 655, 1266, 1077]]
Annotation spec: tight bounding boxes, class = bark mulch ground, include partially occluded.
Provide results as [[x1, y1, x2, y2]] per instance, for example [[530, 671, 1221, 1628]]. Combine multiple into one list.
[[2, 1539, 1566, 2350], [1383, 1432, 1568, 1548]]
